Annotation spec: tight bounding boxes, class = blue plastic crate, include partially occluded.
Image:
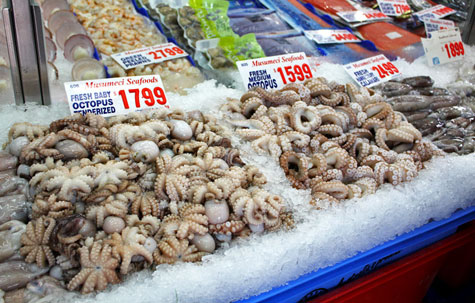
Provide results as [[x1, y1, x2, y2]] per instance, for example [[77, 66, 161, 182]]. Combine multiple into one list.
[[236, 205, 475, 303]]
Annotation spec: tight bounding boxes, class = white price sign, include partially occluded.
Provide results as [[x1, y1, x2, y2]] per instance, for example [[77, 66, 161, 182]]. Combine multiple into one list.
[[344, 54, 401, 87], [111, 43, 188, 70], [421, 28, 465, 66], [422, 18, 455, 38], [64, 75, 169, 117], [377, 0, 411, 16], [236, 52, 313, 90], [337, 9, 390, 23], [304, 29, 359, 44], [414, 4, 455, 20]]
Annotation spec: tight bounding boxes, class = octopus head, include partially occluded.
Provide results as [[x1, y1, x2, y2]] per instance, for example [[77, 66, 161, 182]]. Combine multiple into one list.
[[52, 214, 96, 250]]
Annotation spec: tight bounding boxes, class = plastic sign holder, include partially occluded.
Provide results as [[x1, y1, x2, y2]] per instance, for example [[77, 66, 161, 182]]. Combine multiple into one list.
[[377, 0, 411, 17], [64, 75, 169, 117], [304, 29, 360, 44], [344, 54, 400, 88], [337, 9, 390, 24], [111, 42, 188, 70], [421, 28, 465, 66], [236, 52, 313, 90], [414, 4, 455, 20], [422, 18, 456, 38]]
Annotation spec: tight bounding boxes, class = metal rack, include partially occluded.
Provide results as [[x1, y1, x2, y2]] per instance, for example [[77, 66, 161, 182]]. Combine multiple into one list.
[[462, 0, 475, 45], [2, 0, 50, 105]]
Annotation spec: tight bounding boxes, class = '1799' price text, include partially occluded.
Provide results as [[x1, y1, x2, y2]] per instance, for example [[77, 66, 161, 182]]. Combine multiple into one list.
[[118, 87, 167, 109]]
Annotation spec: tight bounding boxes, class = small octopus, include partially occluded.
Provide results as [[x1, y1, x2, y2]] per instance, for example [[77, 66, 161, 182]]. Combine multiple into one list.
[[67, 242, 120, 294]]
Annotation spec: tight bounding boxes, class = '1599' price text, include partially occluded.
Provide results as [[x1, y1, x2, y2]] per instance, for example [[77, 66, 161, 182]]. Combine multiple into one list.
[[118, 87, 167, 109], [275, 64, 313, 85]]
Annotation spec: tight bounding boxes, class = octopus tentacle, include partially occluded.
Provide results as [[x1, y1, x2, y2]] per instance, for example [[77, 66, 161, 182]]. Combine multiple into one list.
[[289, 102, 322, 134], [279, 151, 309, 189]]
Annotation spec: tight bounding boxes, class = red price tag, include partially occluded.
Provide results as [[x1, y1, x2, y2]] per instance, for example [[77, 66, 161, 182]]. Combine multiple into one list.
[[394, 4, 410, 14], [377, 0, 411, 16], [414, 4, 455, 20], [443, 41, 465, 59], [304, 29, 359, 44], [118, 87, 167, 109], [332, 33, 358, 41], [421, 28, 465, 66], [64, 75, 169, 117], [363, 11, 387, 19], [344, 54, 401, 87], [337, 9, 390, 23], [274, 64, 313, 85], [111, 42, 188, 70], [147, 46, 185, 60], [371, 62, 400, 79], [432, 5, 455, 17], [236, 52, 313, 90]]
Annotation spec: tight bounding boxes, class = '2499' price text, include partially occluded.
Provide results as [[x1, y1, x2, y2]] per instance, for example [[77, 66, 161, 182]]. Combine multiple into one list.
[[371, 62, 399, 78]]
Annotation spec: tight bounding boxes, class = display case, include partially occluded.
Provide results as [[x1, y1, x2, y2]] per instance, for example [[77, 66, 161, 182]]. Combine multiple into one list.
[[0, 1, 474, 303]]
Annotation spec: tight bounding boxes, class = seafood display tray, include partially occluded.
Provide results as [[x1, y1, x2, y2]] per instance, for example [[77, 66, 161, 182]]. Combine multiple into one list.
[[236, 205, 475, 303]]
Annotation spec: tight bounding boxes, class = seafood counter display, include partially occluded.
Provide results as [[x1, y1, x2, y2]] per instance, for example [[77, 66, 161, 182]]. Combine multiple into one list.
[[1, 0, 475, 302], [2, 71, 475, 302]]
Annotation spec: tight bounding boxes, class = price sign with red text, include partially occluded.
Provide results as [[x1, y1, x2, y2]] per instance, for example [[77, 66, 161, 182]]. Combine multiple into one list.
[[111, 42, 188, 70], [377, 0, 411, 16], [414, 4, 455, 20], [344, 54, 401, 88], [236, 52, 313, 90], [304, 29, 360, 44], [421, 28, 465, 66], [337, 9, 390, 24], [64, 75, 169, 117], [422, 18, 455, 38]]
